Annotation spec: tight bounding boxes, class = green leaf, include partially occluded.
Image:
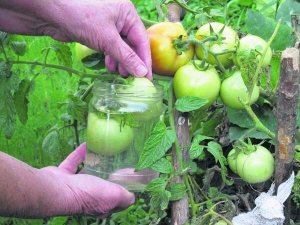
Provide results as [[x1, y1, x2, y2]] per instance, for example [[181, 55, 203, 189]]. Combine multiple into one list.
[[0, 31, 9, 46], [175, 96, 209, 112], [229, 126, 269, 142], [190, 134, 213, 159], [42, 130, 60, 157], [11, 41, 27, 56], [207, 141, 233, 185], [276, 0, 300, 27], [51, 43, 73, 75], [0, 60, 11, 77], [151, 158, 173, 173], [168, 183, 187, 201], [0, 72, 19, 138], [57, 95, 87, 122], [260, 51, 280, 91], [13, 79, 33, 125], [136, 122, 175, 171], [246, 9, 295, 51], [227, 105, 276, 133], [149, 191, 171, 211], [49, 216, 69, 225], [82, 52, 105, 68], [145, 177, 168, 194]]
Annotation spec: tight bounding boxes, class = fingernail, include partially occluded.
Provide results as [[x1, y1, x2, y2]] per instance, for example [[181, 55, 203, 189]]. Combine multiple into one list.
[[135, 64, 148, 76]]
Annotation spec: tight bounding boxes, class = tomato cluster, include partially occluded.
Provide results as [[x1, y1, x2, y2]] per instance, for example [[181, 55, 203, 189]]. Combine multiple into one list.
[[147, 21, 273, 110], [227, 145, 275, 184]]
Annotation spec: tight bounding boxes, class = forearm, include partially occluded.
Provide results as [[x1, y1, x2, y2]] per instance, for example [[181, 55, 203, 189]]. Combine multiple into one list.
[[0, 0, 62, 36], [0, 151, 79, 218]]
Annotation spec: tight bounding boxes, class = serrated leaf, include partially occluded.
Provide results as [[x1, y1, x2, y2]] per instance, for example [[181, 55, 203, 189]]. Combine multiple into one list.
[[149, 191, 171, 211], [11, 41, 27, 56], [175, 96, 209, 112], [151, 158, 173, 173], [207, 141, 233, 185], [51, 43, 73, 75], [190, 134, 213, 159], [57, 95, 87, 122], [13, 79, 32, 125], [0, 60, 11, 77], [168, 183, 187, 201], [136, 122, 175, 171], [0, 31, 9, 46], [145, 177, 168, 194], [0, 72, 19, 138], [42, 131, 60, 156], [246, 9, 295, 51]]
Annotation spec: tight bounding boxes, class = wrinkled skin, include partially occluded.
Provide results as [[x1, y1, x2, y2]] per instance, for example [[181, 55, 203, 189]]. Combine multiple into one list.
[[0, 143, 135, 218], [0, 0, 151, 218], [0, 0, 152, 79]]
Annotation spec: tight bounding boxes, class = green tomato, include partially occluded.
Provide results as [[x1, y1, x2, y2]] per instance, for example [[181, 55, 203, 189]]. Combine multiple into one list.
[[233, 35, 272, 68], [214, 220, 228, 225], [227, 148, 239, 174], [220, 70, 260, 110], [75, 43, 105, 70], [127, 77, 157, 94], [86, 113, 134, 156], [124, 77, 165, 122], [195, 22, 238, 68], [173, 61, 221, 109], [236, 145, 275, 184]]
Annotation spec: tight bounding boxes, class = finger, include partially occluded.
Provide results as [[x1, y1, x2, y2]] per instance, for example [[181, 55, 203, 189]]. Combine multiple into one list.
[[58, 142, 86, 174], [105, 55, 117, 72], [117, 11, 152, 79], [118, 64, 129, 77], [103, 31, 148, 77]]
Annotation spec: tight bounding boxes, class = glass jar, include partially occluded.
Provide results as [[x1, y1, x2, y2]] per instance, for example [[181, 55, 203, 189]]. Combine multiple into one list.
[[85, 80, 165, 192]]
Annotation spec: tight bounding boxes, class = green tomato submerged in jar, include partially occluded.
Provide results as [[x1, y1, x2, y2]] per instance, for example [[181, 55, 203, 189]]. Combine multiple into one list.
[[85, 77, 165, 192]]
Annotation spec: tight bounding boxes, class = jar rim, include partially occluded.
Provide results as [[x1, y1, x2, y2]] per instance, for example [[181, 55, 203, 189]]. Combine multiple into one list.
[[92, 80, 165, 99]]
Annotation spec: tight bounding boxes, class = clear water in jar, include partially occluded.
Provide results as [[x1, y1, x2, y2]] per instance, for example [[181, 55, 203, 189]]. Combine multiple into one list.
[[85, 99, 163, 192]]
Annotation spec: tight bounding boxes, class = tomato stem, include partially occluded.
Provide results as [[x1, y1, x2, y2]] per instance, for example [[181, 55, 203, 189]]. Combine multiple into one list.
[[239, 98, 276, 140], [178, 37, 235, 76], [172, 0, 199, 14], [247, 19, 281, 103], [168, 81, 197, 217], [7, 60, 117, 80]]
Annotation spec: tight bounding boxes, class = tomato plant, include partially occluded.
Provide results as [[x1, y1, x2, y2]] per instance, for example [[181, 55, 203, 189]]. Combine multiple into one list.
[[220, 70, 260, 110], [173, 61, 221, 109], [147, 22, 194, 76], [195, 22, 238, 69], [233, 34, 272, 68], [228, 145, 275, 184], [86, 112, 134, 156], [75, 43, 105, 69]]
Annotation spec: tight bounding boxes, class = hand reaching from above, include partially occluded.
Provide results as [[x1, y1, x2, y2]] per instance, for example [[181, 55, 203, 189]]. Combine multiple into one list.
[[0, 0, 152, 79]]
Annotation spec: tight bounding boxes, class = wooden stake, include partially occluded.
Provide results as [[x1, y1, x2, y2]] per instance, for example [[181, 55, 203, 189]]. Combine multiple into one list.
[[275, 47, 299, 225]]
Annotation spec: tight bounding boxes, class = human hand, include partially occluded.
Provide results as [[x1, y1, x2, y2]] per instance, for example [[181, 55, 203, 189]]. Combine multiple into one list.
[[0, 0, 151, 78], [41, 143, 135, 218], [44, 0, 152, 79]]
